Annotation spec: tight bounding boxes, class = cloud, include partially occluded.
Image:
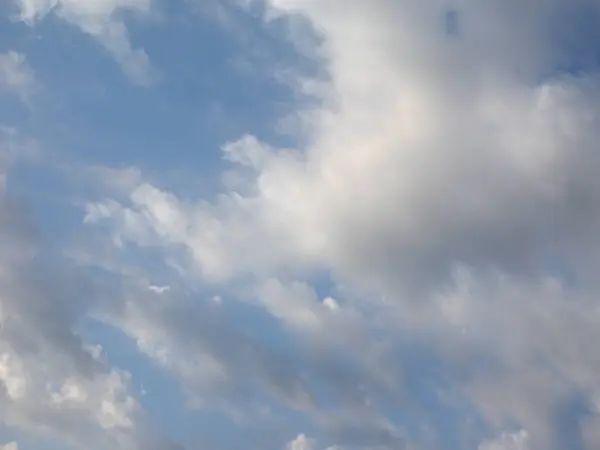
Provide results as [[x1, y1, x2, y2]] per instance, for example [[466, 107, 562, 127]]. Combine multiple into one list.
[[76, 1, 600, 449], [89, 275, 397, 437], [286, 434, 314, 450], [478, 430, 530, 450], [0, 51, 37, 102], [1, 0, 600, 449], [0, 194, 129, 448], [0, 133, 182, 449], [13, 0, 157, 85], [285, 434, 342, 450], [0, 443, 19, 450]]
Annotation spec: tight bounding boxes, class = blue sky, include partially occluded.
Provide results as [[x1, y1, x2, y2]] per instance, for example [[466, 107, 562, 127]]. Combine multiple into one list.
[[2, 1, 600, 450]]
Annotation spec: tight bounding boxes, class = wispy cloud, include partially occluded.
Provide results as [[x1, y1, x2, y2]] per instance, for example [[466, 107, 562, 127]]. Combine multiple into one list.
[[13, 0, 158, 86], [0, 443, 19, 450], [0, 51, 37, 102], [0, 169, 182, 449]]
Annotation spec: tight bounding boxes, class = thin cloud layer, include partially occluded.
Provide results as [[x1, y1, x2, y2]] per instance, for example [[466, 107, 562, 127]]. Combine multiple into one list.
[[3, 1, 600, 450], [0, 51, 36, 102]]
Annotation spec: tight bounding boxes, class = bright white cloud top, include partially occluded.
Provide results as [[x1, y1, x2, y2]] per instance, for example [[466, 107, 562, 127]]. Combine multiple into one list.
[[2, 1, 600, 449]]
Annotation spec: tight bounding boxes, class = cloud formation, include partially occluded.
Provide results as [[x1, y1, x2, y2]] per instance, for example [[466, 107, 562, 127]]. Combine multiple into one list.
[[80, 1, 600, 449], [0, 135, 181, 449], [4, 0, 600, 449]]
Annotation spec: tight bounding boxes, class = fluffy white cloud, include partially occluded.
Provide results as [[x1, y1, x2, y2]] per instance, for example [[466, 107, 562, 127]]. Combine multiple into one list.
[[79, 1, 600, 449], [14, 0, 156, 85], [285, 434, 341, 450], [286, 434, 314, 450], [0, 51, 36, 102], [3, 0, 600, 449]]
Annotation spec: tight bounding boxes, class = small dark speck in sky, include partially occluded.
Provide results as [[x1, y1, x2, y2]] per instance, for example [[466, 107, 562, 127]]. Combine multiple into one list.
[[445, 9, 460, 36]]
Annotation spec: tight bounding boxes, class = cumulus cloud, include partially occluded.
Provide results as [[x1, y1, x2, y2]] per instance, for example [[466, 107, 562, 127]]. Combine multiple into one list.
[[13, 0, 157, 85], [3, 0, 600, 449], [77, 1, 600, 449], [286, 434, 314, 450]]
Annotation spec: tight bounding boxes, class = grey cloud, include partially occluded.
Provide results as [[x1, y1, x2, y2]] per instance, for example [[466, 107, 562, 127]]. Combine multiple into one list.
[[93, 280, 407, 443], [0, 143, 182, 449]]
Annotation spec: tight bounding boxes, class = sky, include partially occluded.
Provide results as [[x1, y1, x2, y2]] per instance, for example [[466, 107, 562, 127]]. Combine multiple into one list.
[[2, 0, 600, 449]]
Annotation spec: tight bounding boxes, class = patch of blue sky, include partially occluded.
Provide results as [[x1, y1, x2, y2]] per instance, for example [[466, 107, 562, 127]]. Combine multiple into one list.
[[443, 9, 459, 37], [0, 0, 318, 257], [0, 1, 321, 271], [5, 162, 83, 244], [552, 391, 590, 450], [540, 3, 600, 82], [3, 1, 311, 169], [0, 97, 30, 133]]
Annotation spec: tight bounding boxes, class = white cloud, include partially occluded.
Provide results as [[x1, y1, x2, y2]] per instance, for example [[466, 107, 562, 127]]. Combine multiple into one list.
[[0, 443, 19, 450], [286, 434, 314, 450], [321, 297, 338, 312], [0, 51, 36, 102], [479, 430, 530, 450], [285, 434, 341, 450], [0, 0, 593, 449], [148, 284, 170, 294], [14, 0, 157, 85], [80, 1, 600, 447]]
